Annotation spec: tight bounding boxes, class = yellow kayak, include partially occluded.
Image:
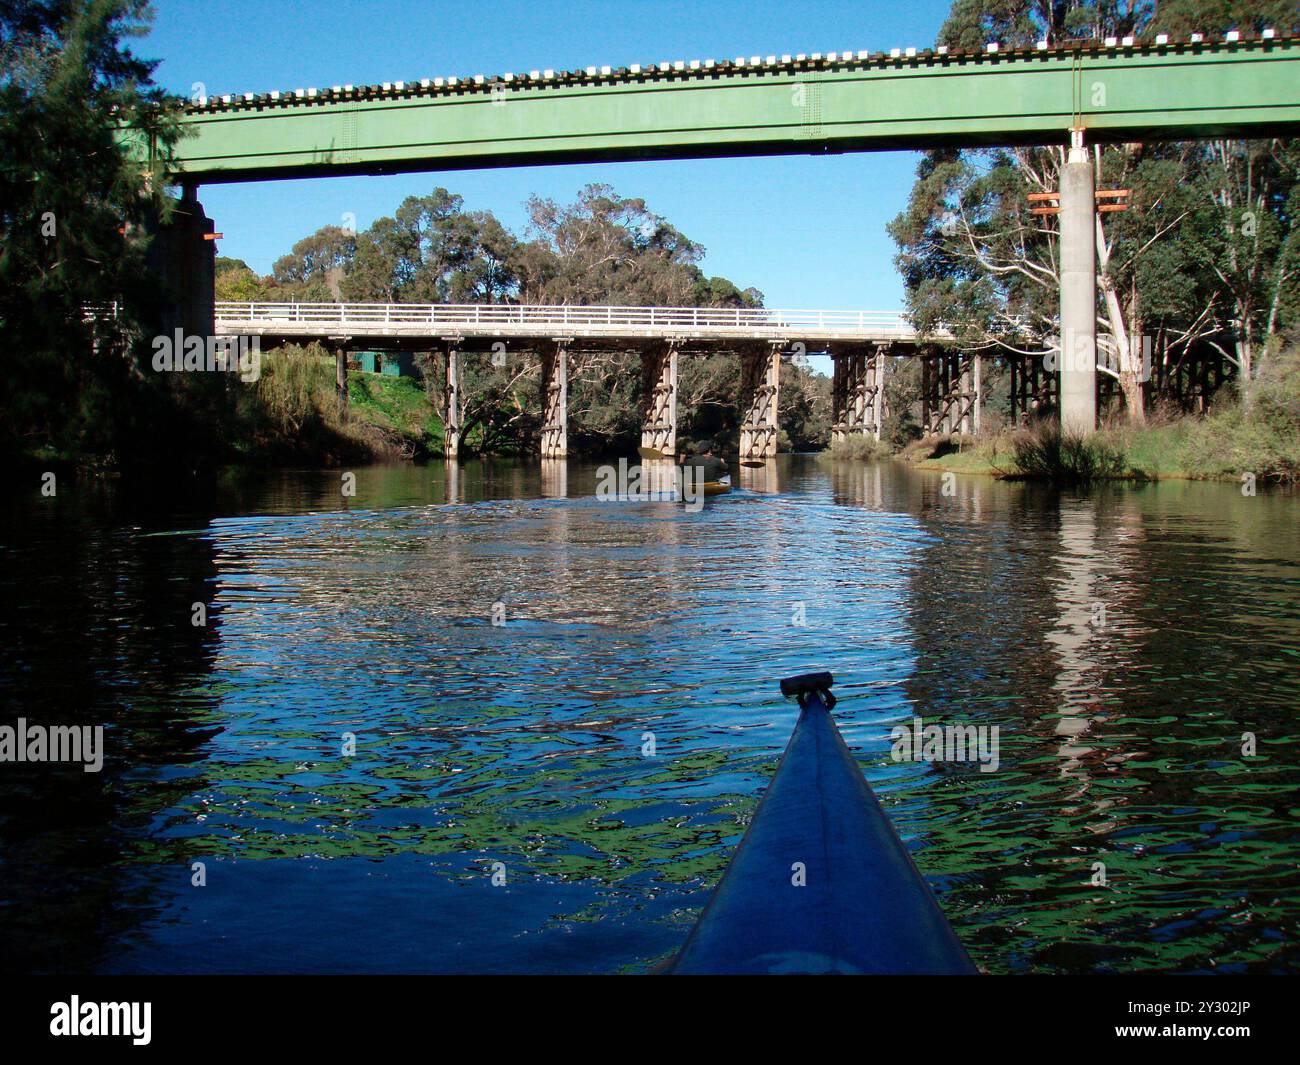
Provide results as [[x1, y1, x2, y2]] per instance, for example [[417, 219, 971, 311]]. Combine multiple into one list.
[[703, 477, 732, 497]]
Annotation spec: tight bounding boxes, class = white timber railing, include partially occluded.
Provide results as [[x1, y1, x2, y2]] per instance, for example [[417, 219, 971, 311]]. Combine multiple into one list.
[[214, 301, 915, 334]]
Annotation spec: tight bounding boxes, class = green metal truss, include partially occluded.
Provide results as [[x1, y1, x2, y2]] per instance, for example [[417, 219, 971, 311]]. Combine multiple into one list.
[[146, 35, 1299, 184]]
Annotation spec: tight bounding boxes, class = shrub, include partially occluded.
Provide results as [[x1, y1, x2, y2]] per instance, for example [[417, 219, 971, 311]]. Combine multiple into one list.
[[826, 434, 890, 461], [1007, 424, 1129, 484], [1178, 341, 1300, 482]]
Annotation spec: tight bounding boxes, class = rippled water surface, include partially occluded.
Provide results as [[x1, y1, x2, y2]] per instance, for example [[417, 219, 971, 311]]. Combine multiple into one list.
[[2, 457, 1298, 973]]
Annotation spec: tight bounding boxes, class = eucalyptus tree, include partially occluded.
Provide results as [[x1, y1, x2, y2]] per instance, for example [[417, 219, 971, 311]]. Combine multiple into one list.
[[271, 225, 356, 301], [890, 0, 1298, 422]]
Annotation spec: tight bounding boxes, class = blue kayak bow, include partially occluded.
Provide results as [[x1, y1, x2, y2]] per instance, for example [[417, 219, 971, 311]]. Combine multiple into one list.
[[669, 672, 977, 975]]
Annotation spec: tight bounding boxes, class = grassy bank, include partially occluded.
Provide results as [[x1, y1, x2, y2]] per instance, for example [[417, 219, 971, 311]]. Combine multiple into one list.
[[908, 415, 1298, 486], [229, 346, 445, 464], [895, 343, 1300, 485]]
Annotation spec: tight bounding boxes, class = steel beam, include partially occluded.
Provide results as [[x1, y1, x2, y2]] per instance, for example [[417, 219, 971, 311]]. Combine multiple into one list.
[[150, 37, 1299, 183]]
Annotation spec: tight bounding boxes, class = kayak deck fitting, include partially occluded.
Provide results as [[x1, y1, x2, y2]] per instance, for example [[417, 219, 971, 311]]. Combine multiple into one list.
[[669, 672, 976, 975]]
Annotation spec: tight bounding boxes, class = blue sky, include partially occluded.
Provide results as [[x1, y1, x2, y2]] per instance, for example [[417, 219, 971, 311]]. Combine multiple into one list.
[[142, 0, 955, 310]]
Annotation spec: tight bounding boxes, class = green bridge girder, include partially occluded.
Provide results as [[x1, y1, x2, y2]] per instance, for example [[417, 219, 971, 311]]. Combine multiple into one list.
[[155, 35, 1300, 185]]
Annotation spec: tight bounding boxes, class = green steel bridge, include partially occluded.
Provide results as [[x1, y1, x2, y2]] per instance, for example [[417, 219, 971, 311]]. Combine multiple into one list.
[[133, 30, 1300, 440], [157, 33, 1299, 182]]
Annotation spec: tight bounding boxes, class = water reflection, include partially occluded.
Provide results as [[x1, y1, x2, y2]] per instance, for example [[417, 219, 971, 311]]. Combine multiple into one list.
[[737, 457, 781, 494], [1, 457, 1297, 974], [539, 458, 567, 498]]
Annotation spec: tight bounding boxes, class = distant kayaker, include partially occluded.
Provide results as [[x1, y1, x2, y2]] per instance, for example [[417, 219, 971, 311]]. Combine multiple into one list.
[[683, 441, 728, 483]]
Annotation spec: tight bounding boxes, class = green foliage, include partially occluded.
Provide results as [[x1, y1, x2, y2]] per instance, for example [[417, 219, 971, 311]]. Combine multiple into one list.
[[826, 435, 889, 461], [0, 0, 184, 465], [348, 372, 444, 452], [272, 225, 355, 300], [779, 359, 831, 450], [1175, 337, 1300, 480], [236, 345, 431, 462], [892, 0, 1300, 428], [517, 183, 705, 305], [879, 357, 924, 449], [1006, 424, 1131, 484], [251, 347, 334, 430], [215, 257, 271, 301]]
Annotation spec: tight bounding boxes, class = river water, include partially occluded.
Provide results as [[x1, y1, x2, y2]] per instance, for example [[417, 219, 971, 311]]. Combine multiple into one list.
[[2, 456, 1297, 974]]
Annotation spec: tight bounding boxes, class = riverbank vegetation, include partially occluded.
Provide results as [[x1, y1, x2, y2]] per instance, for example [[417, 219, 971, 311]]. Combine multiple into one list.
[[0, 1, 198, 473], [875, 0, 1300, 484], [216, 183, 833, 460], [904, 330, 1300, 482]]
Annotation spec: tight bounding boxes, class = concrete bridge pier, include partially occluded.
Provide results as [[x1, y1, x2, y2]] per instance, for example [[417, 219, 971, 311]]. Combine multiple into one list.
[[443, 342, 462, 460], [641, 341, 678, 455], [739, 342, 781, 458], [540, 340, 569, 458], [145, 184, 215, 339], [1059, 130, 1097, 434]]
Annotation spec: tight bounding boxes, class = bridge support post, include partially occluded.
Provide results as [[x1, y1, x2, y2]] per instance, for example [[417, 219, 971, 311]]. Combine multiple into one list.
[[641, 342, 678, 456], [444, 344, 462, 460], [1009, 355, 1020, 424], [849, 350, 867, 435], [864, 345, 887, 440], [145, 184, 214, 340], [941, 354, 957, 434], [739, 342, 781, 458], [831, 352, 846, 444], [921, 353, 938, 435], [334, 344, 349, 420], [957, 355, 974, 435], [1010, 352, 1056, 423], [541, 340, 568, 458], [924, 351, 982, 436], [831, 348, 884, 445], [1060, 131, 1097, 434]]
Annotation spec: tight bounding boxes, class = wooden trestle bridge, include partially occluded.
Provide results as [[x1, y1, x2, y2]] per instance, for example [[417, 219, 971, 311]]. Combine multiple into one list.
[[214, 301, 1050, 458]]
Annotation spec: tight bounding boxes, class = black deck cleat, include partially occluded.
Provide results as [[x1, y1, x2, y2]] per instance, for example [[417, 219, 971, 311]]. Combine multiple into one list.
[[779, 671, 836, 708]]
